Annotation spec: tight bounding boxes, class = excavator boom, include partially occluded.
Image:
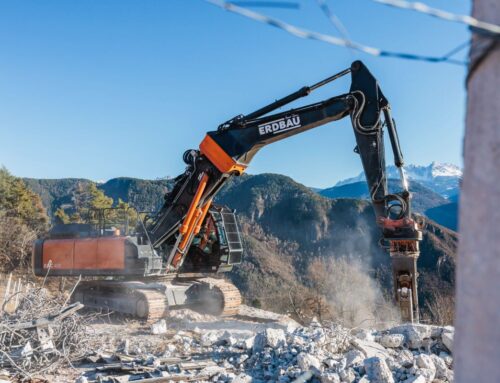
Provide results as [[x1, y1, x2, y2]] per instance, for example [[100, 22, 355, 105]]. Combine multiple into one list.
[[145, 60, 422, 321]]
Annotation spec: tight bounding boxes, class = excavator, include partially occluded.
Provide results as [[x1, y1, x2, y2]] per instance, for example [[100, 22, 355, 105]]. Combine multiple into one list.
[[33, 61, 422, 323]]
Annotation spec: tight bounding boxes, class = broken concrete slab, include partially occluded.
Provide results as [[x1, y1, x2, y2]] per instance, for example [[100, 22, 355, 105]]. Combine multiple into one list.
[[389, 324, 433, 349], [379, 334, 405, 349], [150, 319, 167, 335], [364, 357, 395, 383], [350, 338, 390, 360], [441, 328, 454, 353]]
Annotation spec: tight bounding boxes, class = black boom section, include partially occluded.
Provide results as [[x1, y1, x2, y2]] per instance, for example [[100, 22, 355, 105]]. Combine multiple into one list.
[[144, 60, 415, 258], [349, 61, 388, 218], [208, 95, 352, 166]]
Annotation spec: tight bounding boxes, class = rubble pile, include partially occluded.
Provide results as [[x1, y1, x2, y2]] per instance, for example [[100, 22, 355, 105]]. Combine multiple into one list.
[[0, 286, 91, 378], [77, 309, 454, 383]]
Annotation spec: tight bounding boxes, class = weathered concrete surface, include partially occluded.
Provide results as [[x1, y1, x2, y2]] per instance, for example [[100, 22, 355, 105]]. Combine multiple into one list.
[[456, 0, 500, 381]]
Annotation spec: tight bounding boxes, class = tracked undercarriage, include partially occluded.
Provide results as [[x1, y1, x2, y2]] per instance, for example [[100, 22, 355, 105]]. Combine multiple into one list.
[[71, 277, 242, 322]]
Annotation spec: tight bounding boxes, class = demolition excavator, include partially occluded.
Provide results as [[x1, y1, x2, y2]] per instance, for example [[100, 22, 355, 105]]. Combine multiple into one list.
[[33, 61, 422, 322]]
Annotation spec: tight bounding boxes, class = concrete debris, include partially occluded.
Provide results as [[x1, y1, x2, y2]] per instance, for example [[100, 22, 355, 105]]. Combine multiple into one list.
[[321, 372, 341, 383], [352, 328, 376, 342], [0, 294, 454, 383], [150, 318, 168, 335], [297, 352, 321, 372], [380, 334, 405, 348], [339, 368, 356, 382], [402, 376, 426, 383], [364, 357, 395, 383], [415, 354, 435, 371], [351, 338, 390, 359], [253, 328, 287, 352], [70, 314, 455, 383], [389, 324, 434, 349], [441, 328, 454, 353], [345, 349, 365, 367]]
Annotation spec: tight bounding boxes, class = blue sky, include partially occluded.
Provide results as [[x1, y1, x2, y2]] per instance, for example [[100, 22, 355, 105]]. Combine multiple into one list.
[[0, 0, 470, 188]]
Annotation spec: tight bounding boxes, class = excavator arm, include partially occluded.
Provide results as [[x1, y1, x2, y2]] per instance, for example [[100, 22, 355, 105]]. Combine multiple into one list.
[[145, 60, 422, 322]]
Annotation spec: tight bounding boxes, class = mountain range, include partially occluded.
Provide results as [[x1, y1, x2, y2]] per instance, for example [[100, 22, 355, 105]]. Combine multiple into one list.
[[317, 162, 461, 230], [332, 162, 461, 199]]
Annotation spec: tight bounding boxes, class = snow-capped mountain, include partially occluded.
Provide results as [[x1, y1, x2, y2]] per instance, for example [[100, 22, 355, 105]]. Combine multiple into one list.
[[334, 162, 462, 199]]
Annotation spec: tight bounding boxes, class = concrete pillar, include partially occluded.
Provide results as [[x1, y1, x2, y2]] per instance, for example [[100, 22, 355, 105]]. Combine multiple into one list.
[[455, 1, 500, 381]]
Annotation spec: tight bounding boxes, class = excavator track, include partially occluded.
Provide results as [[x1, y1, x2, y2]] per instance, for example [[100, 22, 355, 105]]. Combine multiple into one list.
[[72, 281, 168, 323], [196, 278, 242, 316], [134, 288, 169, 323]]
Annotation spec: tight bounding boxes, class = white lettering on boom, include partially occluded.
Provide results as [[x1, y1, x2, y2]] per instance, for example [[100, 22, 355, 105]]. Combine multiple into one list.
[[258, 115, 301, 136]]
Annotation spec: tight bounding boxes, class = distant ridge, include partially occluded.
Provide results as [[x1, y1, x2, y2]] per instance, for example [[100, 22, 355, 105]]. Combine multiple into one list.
[[333, 162, 461, 199]]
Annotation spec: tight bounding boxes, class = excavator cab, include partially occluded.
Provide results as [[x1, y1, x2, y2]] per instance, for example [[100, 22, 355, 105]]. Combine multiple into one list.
[[181, 206, 243, 273]]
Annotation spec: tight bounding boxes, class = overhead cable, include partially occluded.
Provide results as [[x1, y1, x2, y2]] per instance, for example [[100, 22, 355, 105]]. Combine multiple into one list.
[[315, 0, 352, 43], [372, 0, 500, 37], [206, 0, 466, 65]]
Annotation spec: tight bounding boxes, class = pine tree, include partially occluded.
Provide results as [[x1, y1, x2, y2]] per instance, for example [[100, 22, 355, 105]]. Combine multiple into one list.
[[0, 166, 49, 271], [70, 182, 114, 223], [54, 207, 70, 224], [0, 166, 48, 232]]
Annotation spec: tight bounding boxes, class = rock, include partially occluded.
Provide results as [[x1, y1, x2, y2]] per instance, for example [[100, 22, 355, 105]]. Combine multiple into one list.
[[20, 341, 33, 357], [416, 354, 435, 372], [397, 349, 414, 367], [219, 331, 238, 346], [402, 376, 426, 383], [266, 328, 287, 348], [253, 328, 287, 352], [438, 352, 453, 368], [237, 336, 255, 350], [390, 324, 433, 349], [364, 357, 395, 383], [324, 358, 338, 369], [75, 377, 88, 383], [415, 368, 435, 383], [297, 352, 322, 372], [352, 328, 375, 342], [199, 365, 226, 378], [386, 358, 401, 372], [379, 334, 405, 348], [430, 355, 449, 380], [220, 372, 236, 382], [337, 357, 347, 371], [200, 331, 219, 347], [150, 319, 167, 335], [441, 329, 454, 353], [429, 326, 444, 339], [345, 349, 364, 367], [122, 339, 130, 355], [321, 372, 341, 383], [339, 368, 355, 383], [310, 317, 322, 327], [351, 339, 390, 359]]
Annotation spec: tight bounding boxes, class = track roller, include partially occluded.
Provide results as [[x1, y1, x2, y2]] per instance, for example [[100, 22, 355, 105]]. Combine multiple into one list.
[[188, 278, 242, 316]]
